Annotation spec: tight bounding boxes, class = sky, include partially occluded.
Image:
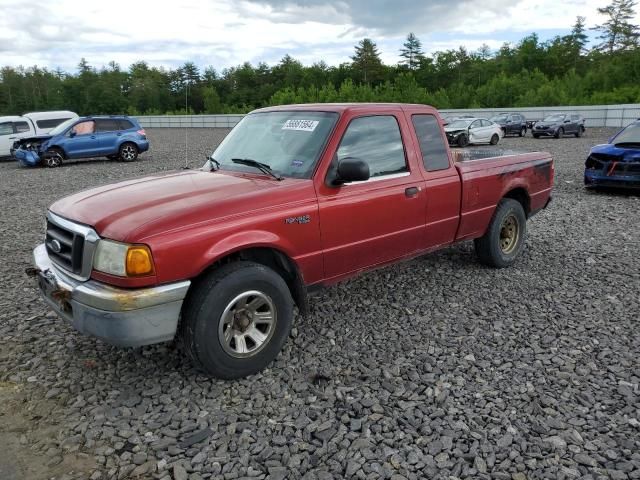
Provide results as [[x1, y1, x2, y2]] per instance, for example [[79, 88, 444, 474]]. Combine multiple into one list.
[[0, 0, 637, 73]]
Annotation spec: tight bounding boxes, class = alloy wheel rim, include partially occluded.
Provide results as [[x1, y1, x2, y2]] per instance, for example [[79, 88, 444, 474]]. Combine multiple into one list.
[[122, 145, 135, 160], [499, 214, 519, 254], [218, 290, 277, 358], [46, 153, 62, 167]]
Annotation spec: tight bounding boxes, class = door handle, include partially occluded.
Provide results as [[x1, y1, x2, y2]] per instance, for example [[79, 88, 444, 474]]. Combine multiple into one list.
[[405, 186, 420, 198]]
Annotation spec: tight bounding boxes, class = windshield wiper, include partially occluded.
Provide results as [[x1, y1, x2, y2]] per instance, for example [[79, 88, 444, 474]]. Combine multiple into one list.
[[231, 158, 283, 181]]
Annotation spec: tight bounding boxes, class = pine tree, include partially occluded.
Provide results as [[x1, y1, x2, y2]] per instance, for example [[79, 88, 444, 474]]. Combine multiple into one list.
[[594, 0, 640, 52], [570, 16, 589, 53], [351, 38, 383, 84], [399, 33, 425, 70]]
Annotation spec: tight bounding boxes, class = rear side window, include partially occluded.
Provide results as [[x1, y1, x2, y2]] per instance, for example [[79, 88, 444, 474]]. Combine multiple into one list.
[[481, 119, 492, 127], [337, 115, 407, 178], [412, 115, 450, 172], [96, 119, 121, 132], [118, 119, 134, 130], [13, 121, 30, 132], [36, 118, 71, 129]]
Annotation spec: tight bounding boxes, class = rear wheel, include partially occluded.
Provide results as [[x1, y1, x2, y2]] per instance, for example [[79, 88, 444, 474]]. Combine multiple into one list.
[[44, 148, 64, 168], [554, 128, 564, 139], [457, 133, 469, 148], [474, 198, 527, 268], [490, 133, 500, 145], [119, 142, 138, 162], [180, 261, 294, 379], [575, 128, 582, 138]]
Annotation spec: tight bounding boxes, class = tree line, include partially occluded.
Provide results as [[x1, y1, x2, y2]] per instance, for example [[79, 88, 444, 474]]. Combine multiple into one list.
[[1, 0, 639, 116]]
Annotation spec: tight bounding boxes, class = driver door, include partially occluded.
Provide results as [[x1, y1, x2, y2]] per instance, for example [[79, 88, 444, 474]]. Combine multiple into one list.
[[468, 120, 483, 143], [316, 112, 426, 280], [61, 120, 99, 158]]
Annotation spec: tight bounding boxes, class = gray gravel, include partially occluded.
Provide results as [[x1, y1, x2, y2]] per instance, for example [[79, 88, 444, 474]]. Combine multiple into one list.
[[1, 127, 639, 480]]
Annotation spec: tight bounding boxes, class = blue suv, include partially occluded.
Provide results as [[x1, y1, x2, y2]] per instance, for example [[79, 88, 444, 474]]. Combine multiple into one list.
[[14, 116, 149, 167]]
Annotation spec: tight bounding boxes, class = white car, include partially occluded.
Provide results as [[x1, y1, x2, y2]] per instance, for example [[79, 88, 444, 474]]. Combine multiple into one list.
[[444, 117, 504, 147], [0, 110, 78, 158]]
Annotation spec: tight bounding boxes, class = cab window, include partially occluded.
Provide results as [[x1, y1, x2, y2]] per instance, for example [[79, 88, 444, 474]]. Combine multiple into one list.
[[412, 114, 449, 171], [337, 115, 407, 178], [13, 121, 30, 133]]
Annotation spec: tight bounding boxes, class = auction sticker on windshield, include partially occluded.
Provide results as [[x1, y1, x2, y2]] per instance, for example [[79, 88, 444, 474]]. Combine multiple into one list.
[[282, 119, 319, 131]]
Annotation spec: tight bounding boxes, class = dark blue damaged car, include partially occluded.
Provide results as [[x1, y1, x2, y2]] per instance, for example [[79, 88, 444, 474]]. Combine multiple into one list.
[[585, 120, 640, 189]]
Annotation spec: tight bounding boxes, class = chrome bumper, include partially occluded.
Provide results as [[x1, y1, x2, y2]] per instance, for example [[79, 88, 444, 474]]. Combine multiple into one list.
[[32, 243, 190, 347]]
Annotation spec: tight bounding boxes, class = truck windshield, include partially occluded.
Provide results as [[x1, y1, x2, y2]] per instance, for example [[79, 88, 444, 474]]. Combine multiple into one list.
[[210, 111, 339, 179]]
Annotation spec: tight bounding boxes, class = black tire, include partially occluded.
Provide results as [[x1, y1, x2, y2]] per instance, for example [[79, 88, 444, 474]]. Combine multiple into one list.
[[180, 261, 294, 379], [554, 128, 564, 139], [533, 134, 540, 139], [519, 127, 526, 137], [457, 133, 469, 148], [474, 198, 527, 268], [43, 148, 64, 168], [575, 128, 582, 138], [119, 142, 138, 162], [490, 134, 500, 145]]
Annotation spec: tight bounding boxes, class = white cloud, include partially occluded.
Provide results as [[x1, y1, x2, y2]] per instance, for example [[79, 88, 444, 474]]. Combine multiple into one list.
[[0, 0, 637, 71]]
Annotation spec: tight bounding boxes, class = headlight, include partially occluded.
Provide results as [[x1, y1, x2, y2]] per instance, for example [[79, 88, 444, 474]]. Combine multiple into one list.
[[94, 240, 155, 277]]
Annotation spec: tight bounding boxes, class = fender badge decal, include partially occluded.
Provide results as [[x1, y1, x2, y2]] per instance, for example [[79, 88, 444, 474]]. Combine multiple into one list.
[[285, 215, 311, 225]]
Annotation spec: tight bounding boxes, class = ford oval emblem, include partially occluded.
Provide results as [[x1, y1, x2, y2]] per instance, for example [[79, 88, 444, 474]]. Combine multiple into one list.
[[50, 239, 62, 253]]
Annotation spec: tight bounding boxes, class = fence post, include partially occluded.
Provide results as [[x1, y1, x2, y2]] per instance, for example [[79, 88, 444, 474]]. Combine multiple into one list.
[[621, 108, 626, 128]]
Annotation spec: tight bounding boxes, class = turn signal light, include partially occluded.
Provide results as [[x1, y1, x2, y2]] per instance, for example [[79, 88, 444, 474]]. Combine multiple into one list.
[[126, 245, 155, 276]]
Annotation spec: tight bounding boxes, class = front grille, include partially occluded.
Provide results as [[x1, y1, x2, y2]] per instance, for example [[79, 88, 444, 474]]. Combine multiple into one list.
[[45, 212, 100, 280], [46, 221, 85, 275]]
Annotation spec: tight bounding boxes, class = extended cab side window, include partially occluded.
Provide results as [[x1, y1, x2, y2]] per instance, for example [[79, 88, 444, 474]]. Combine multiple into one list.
[[0, 122, 12, 136], [337, 115, 407, 178], [14, 121, 30, 133], [411, 114, 449, 171]]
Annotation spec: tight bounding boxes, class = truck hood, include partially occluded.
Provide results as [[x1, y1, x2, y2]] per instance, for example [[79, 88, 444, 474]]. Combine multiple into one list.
[[50, 170, 309, 242]]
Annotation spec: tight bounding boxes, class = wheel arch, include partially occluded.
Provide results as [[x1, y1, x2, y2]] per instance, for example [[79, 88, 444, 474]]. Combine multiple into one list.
[[192, 245, 308, 316], [503, 187, 531, 217], [47, 144, 67, 159]]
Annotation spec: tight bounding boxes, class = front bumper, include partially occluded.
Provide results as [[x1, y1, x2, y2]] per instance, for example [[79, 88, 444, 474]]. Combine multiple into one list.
[[533, 128, 557, 137], [15, 149, 42, 166], [32, 244, 190, 347]]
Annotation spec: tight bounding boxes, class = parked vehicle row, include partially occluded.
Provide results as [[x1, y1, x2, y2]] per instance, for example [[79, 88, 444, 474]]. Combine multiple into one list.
[[0, 111, 78, 159], [12, 115, 149, 167], [439, 111, 587, 144]]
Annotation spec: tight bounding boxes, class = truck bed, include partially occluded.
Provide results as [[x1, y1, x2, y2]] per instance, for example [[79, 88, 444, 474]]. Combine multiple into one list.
[[452, 149, 554, 241]]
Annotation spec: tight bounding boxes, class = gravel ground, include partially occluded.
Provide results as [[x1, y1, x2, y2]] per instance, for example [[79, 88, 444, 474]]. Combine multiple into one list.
[[0, 127, 639, 480]]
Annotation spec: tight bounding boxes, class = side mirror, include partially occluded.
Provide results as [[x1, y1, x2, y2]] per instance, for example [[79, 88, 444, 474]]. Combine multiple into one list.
[[331, 157, 370, 185], [69, 131, 77, 137], [506, 120, 512, 124]]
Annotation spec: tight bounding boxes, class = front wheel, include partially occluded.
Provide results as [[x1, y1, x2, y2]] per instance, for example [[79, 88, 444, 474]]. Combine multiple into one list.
[[44, 148, 63, 168], [575, 128, 582, 138], [474, 198, 527, 268], [554, 128, 564, 139], [519, 127, 526, 137], [119, 143, 138, 162], [490, 133, 500, 145], [180, 261, 294, 379], [457, 133, 469, 148]]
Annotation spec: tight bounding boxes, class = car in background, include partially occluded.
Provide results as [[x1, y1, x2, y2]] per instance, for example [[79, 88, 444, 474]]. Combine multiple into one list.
[[440, 114, 475, 126], [532, 113, 585, 138], [1, 110, 78, 158], [444, 117, 503, 147], [584, 120, 640, 189], [13, 116, 149, 167], [489, 113, 528, 137]]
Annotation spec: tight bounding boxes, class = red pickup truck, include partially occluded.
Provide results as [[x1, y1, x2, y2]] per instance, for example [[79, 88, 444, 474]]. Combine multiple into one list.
[[31, 104, 553, 378]]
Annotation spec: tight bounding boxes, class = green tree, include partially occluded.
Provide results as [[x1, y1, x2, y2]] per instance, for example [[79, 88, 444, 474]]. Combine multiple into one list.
[[400, 33, 425, 70], [351, 38, 384, 84], [594, 0, 640, 52]]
